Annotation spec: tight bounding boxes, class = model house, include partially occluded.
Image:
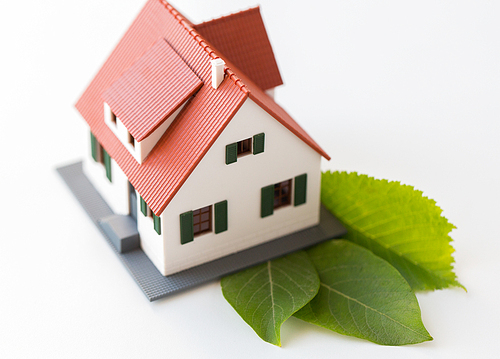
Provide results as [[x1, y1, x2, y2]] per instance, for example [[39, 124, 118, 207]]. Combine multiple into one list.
[[75, 0, 330, 276]]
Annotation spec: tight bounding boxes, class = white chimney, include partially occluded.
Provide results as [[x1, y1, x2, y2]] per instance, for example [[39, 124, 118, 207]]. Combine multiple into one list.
[[211, 58, 225, 89]]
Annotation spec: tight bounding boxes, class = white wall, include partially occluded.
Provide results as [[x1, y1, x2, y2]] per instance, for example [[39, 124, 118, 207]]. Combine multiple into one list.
[[82, 129, 129, 216], [160, 99, 322, 275], [136, 196, 166, 274], [83, 126, 166, 272]]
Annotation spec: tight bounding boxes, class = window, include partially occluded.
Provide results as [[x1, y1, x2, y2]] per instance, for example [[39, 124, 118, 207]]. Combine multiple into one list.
[[193, 205, 212, 236], [140, 197, 161, 235], [110, 111, 117, 125], [90, 131, 103, 164], [261, 179, 292, 218], [274, 179, 292, 209], [179, 200, 228, 244], [140, 197, 152, 218], [225, 133, 265, 165], [261, 174, 307, 217], [153, 213, 161, 235], [237, 138, 252, 157], [127, 131, 135, 148], [103, 149, 112, 182], [90, 131, 112, 182]]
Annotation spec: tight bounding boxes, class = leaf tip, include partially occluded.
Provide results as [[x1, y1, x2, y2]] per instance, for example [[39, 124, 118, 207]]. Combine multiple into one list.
[[457, 282, 467, 292]]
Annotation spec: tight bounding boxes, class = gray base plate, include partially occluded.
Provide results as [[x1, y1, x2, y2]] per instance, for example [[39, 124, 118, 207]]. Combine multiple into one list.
[[57, 161, 347, 301]]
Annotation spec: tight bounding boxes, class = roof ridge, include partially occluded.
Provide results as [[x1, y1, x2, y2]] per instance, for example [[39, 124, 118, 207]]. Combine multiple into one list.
[[194, 6, 260, 28], [159, 0, 249, 95]]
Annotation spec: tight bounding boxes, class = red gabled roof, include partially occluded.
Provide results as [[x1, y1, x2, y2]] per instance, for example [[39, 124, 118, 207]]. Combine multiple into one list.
[[75, 0, 328, 216], [102, 38, 203, 141], [194, 7, 283, 91]]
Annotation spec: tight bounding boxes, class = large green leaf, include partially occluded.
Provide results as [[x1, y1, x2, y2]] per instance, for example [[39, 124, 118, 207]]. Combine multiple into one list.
[[295, 240, 432, 345], [221, 251, 319, 346], [321, 171, 462, 291]]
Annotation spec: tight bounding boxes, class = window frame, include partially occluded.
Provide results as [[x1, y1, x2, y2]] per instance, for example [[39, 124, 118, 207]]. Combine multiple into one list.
[[225, 132, 265, 165], [110, 111, 117, 125], [192, 205, 212, 237], [236, 137, 252, 157], [273, 179, 292, 210], [127, 131, 135, 148]]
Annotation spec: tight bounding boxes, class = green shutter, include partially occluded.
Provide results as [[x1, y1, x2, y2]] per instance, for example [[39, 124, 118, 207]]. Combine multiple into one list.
[[153, 213, 161, 235], [294, 173, 307, 206], [103, 149, 112, 182], [140, 197, 147, 216], [226, 143, 237, 164], [90, 131, 98, 162], [261, 185, 274, 218], [214, 200, 228, 234], [180, 211, 194, 244], [253, 133, 265, 155]]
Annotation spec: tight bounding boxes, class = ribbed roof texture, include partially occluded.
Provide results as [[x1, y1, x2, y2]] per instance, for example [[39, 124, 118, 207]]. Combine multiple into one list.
[[102, 38, 203, 141], [194, 7, 283, 91], [75, 0, 329, 215]]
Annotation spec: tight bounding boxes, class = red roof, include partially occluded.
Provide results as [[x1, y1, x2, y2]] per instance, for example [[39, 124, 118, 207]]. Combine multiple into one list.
[[75, 0, 329, 216], [102, 38, 203, 142], [194, 7, 283, 91]]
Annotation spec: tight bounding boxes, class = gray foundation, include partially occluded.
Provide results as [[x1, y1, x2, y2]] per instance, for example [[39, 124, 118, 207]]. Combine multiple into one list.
[[56, 161, 347, 302]]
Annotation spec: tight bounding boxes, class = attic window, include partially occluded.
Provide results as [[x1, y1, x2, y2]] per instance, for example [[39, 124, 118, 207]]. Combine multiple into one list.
[[237, 138, 252, 157], [128, 131, 135, 148], [110, 111, 117, 125]]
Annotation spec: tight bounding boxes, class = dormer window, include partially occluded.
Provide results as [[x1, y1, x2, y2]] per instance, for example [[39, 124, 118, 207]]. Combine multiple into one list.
[[110, 111, 117, 125], [102, 39, 203, 165], [128, 132, 135, 148]]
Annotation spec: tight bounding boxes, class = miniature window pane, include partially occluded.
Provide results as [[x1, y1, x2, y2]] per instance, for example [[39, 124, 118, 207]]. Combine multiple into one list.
[[237, 138, 252, 157], [294, 173, 307, 206], [128, 131, 135, 148], [274, 179, 292, 209], [193, 205, 212, 236]]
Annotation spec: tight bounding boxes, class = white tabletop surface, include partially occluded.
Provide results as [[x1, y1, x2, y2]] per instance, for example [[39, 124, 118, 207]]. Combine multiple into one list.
[[1, 0, 499, 357]]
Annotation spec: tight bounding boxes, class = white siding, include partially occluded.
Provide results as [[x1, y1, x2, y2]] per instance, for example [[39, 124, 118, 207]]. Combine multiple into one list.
[[83, 130, 129, 215], [136, 196, 166, 274], [160, 99, 322, 275]]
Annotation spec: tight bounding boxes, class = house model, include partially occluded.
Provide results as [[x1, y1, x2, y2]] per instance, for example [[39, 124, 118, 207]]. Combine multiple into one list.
[[75, 0, 331, 277]]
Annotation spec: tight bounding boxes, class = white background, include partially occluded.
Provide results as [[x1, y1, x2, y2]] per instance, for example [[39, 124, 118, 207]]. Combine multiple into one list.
[[1, 0, 499, 357]]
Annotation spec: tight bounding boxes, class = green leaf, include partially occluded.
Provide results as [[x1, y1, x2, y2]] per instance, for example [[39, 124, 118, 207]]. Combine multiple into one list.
[[321, 171, 462, 291], [295, 240, 433, 345], [221, 251, 320, 346]]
